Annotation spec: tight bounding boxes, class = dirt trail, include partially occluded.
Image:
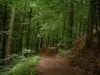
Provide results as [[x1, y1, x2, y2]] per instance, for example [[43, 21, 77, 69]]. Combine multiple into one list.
[[37, 56, 80, 75]]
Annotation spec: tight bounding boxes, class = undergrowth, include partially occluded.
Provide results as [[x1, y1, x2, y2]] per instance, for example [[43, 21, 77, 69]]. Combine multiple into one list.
[[0, 56, 40, 75], [71, 36, 100, 75], [57, 49, 72, 58]]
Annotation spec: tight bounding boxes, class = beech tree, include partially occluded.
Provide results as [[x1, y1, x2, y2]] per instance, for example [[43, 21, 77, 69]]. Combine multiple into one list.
[[0, 0, 94, 59], [7, 8, 15, 56], [86, 0, 100, 47]]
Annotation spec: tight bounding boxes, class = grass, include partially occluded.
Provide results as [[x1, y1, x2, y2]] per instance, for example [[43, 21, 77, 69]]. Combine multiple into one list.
[[0, 56, 40, 75]]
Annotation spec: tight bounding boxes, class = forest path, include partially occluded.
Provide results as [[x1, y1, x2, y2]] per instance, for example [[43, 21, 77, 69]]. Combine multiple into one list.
[[37, 56, 80, 75]]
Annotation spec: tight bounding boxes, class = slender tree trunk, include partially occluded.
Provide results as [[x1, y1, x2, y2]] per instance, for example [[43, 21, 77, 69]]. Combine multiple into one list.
[[1, 4, 7, 59], [62, 4, 67, 44], [75, 23, 78, 38], [86, 0, 99, 48], [96, 0, 100, 47], [83, 24, 86, 35], [79, 15, 82, 36], [62, 13, 67, 43], [26, 8, 32, 49], [68, 0, 74, 48], [7, 8, 15, 56], [22, 0, 27, 49], [35, 11, 40, 51], [56, 31, 58, 46]]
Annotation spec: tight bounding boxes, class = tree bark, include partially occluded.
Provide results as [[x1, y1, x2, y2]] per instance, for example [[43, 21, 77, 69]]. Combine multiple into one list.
[[7, 8, 15, 56], [1, 4, 7, 59], [26, 8, 32, 49], [68, 0, 74, 48], [86, 0, 100, 48]]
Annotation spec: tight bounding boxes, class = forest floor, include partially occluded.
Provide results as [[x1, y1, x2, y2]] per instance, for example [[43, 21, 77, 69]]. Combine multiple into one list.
[[37, 55, 81, 75]]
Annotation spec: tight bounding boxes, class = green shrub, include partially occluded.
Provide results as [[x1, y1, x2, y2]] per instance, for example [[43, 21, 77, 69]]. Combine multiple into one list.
[[0, 72, 8, 75], [57, 49, 72, 58], [10, 54, 26, 60], [22, 49, 36, 57], [0, 54, 26, 72], [8, 56, 40, 75]]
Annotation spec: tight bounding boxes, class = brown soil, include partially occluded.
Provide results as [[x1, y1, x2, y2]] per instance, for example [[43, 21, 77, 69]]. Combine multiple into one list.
[[37, 55, 81, 75]]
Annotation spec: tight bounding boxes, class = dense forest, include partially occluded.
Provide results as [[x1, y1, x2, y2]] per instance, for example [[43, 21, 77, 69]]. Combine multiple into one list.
[[0, 0, 100, 75]]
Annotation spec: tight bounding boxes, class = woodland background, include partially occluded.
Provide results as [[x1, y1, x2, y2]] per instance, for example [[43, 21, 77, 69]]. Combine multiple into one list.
[[0, 0, 100, 75]]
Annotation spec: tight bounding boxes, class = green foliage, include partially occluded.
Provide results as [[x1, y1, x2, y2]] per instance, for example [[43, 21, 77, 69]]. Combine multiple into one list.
[[8, 56, 40, 75], [22, 49, 36, 57], [57, 49, 72, 58], [0, 0, 89, 52], [10, 54, 25, 60], [0, 0, 99, 74], [9, 54, 26, 68], [0, 59, 4, 65], [0, 72, 8, 75], [0, 54, 23, 72]]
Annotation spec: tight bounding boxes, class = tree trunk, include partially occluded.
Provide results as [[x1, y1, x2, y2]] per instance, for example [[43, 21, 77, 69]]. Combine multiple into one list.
[[68, 0, 74, 48], [79, 14, 82, 36], [7, 8, 15, 56], [1, 4, 7, 59], [26, 8, 32, 49], [86, 0, 100, 48]]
